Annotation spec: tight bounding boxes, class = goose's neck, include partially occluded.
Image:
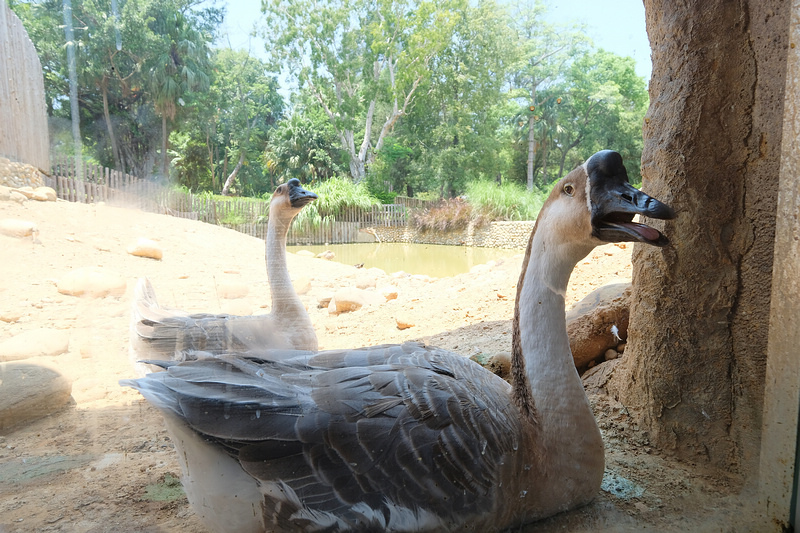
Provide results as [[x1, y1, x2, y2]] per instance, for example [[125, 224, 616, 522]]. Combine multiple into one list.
[[266, 215, 301, 315], [512, 222, 595, 421]]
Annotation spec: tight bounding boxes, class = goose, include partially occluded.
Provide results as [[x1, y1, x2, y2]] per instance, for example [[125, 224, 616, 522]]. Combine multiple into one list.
[[121, 150, 675, 532], [129, 178, 319, 375]]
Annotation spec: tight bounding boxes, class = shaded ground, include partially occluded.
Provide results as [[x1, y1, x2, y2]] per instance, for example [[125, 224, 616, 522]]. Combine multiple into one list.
[[0, 199, 753, 532]]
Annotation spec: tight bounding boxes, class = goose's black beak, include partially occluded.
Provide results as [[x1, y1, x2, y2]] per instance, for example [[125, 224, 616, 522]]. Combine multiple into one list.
[[587, 150, 676, 247], [287, 178, 318, 208]]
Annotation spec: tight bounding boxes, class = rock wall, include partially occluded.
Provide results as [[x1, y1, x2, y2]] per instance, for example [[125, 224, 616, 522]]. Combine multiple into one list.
[[371, 220, 535, 249], [610, 0, 791, 480], [0, 156, 46, 188]]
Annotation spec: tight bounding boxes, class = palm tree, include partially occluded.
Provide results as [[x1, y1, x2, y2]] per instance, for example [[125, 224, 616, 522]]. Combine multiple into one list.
[[147, 8, 210, 179]]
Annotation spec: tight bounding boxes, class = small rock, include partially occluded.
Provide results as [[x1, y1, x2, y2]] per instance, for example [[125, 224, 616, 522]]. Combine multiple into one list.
[[293, 277, 312, 296], [604, 348, 619, 361], [0, 328, 71, 362], [566, 282, 631, 368], [487, 352, 512, 381], [11, 186, 34, 199], [0, 218, 38, 238], [126, 238, 163, 260], [395, 315, 415, 330], [31, 187, 57, 202], [330, 288, 365, 313], [380, 287, 399, 301], [57, 266, 127, 298], [0, 362, 73, 431], [10, 191, 27, 204], [217, 281, 249, 299], [0, 310, 24, 323]]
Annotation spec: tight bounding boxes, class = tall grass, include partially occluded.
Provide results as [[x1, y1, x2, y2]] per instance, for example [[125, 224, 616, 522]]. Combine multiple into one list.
[[465, 180, 546, 221], [410, 197, 485, 232], [292, 176, 381, 229]]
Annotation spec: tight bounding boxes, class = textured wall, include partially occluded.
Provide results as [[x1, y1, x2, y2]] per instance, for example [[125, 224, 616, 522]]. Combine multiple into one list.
[[0, 1, 49, 170], [610, 0, 791, 479], [371, 220, 535, 249]]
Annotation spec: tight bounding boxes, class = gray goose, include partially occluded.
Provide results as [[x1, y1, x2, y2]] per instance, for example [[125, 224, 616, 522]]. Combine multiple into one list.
[[129, 179, 319, 376], [121, 150, 674, 532]]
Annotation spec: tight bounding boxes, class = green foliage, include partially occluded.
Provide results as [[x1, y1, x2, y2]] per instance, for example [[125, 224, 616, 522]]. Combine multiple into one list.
[[14, 0, 648, 204], [292, 176, 381, 229], [263, 93, 343, 183], [465, 180, 545, 221]]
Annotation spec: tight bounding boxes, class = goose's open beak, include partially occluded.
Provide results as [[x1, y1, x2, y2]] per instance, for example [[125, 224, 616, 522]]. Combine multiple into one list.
[[587, 150, 675, 247], [288, 180, 318, 208], [591, 180, 675, 246]]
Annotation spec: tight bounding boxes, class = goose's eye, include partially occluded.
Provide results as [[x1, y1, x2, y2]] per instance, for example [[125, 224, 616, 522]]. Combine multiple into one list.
[[563, 184, 575, 197]]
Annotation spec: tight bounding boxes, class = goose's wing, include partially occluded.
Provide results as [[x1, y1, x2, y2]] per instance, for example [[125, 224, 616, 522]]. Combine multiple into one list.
[[122, 342, 523, 530]]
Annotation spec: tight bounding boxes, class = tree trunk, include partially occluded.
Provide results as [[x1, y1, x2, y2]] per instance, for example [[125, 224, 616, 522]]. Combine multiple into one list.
[[609, 0, 791, 482], [526, 114, 535, 191], [221, 151, 245, 196], [101, 82, 123, 173], [161, 114, 169, 179]]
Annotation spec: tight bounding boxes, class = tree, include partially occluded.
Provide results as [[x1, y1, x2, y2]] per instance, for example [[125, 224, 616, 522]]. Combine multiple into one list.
[[261, 0, 459, 183], [371, 0, 517, 198], [146, 5, 211, 179], [263, 95, 344, 186], [549, 50, 648, 183], [508, 0, 587, 190]]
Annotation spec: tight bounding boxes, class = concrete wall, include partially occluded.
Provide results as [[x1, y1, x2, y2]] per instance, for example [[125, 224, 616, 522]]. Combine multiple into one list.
[[758, 0, 800, 527]]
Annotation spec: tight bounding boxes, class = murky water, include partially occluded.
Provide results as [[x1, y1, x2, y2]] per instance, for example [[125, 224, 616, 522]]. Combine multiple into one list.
[[288, 243, 523, 278]]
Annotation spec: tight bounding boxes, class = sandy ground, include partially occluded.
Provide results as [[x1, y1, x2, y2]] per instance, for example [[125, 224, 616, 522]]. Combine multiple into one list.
[[0, 198, 752, 532]]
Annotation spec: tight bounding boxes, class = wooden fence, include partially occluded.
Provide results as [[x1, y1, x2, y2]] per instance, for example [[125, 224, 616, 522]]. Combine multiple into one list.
[[0, 1, 49, 171], [47, 157, 416, 245]]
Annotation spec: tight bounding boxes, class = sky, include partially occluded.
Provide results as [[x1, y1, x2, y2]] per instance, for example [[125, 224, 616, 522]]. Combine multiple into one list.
[[212, 0, 652, 84]]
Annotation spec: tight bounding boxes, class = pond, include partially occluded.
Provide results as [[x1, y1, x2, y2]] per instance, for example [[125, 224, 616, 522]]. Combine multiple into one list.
[[288, 243, 524, 278]]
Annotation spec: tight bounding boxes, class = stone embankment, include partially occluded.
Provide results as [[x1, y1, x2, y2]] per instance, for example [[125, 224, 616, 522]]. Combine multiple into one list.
[[368, 220, 536, 249]]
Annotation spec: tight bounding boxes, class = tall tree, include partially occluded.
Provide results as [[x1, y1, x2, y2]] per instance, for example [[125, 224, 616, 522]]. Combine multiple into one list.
[[262, 0, 459, 183], [146, 6, 211, 179], [508, 0, 587, 190], [549, 50, 648, 183]]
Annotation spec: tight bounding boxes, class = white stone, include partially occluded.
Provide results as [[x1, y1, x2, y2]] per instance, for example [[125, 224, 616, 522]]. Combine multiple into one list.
[[0, 328, 71, 362], [0, 362, 73, 431], [217, 281, 249, 299], [11, 186, 34, 199], [57, 266, 127, 298], [395, 315, 415, 330], [32, 186, 57, 202], [126, 237, 163, 260], [293, 277, 312, 295], [9, 191, 27, 203], [0, 218, 37, 238]]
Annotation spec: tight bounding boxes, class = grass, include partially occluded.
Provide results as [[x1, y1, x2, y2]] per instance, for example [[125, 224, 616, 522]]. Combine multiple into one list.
[[410, 197, 488, 232], [464, 180, 546, 221]]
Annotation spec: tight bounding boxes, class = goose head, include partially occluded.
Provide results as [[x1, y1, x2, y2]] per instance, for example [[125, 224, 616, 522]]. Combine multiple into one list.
[[540, 150, 675, 253], [270, 178, 318, 223]]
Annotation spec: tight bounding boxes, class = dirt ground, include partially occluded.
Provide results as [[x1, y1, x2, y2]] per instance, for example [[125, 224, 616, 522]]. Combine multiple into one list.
[[0, 199, 755, 532]]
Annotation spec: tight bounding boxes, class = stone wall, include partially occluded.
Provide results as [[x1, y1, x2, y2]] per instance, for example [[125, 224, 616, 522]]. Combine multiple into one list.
[[370, 220, 535, 249], [0, 156, 46, 188]]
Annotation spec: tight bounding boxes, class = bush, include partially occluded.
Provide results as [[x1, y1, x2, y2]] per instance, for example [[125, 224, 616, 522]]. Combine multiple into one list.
[[410, 197, 489, 232]]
